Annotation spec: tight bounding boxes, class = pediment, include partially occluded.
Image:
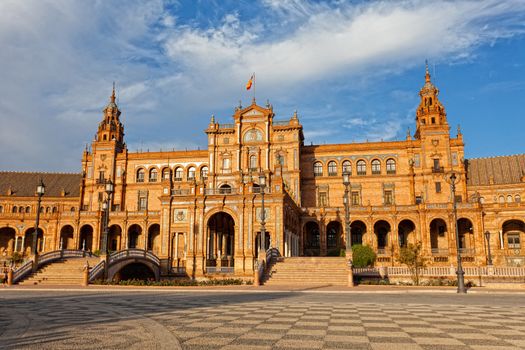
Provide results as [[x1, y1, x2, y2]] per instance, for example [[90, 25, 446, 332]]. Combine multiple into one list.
[[241, 109, 264, 117]]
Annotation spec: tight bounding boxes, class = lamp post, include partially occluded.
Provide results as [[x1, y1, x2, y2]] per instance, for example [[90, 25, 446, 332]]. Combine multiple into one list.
[[342, 171, 354, 287], [445, 172, 466, 294], [258, 173, 267, 258], [100, 180, 114, 257], [32, 179, 45, 271], [485, 231, 493, 266]]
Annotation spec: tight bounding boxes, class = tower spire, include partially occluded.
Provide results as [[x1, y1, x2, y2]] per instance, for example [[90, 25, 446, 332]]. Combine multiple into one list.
[[111, 82, 116, 103], [425, 60, 431, 83]]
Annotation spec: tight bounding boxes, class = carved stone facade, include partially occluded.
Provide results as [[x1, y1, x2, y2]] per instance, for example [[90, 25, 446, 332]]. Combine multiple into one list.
[[1, 69, 524, 276]]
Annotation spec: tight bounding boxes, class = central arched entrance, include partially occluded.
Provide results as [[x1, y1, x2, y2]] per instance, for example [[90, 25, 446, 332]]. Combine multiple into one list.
[[79, 225, 93, 251], [326, 221, 343, 254], [128, 224, 142, 249], [303, 221, 320, 256], [206, 212, 235, 268]]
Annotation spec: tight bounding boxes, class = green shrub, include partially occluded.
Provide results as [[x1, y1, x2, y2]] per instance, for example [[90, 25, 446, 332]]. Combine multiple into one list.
[[92, 278, 250, 286], [351, 244, 376, 267]]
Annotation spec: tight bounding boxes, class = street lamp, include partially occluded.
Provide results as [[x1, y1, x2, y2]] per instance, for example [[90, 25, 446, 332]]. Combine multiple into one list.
[[342, 171, 354, 287], [485, 231, 493, 266], [445, 172, 466, 294], [258, 173, 267, 258], [101, 180, 114, 256], [32, 179, 45, 260]]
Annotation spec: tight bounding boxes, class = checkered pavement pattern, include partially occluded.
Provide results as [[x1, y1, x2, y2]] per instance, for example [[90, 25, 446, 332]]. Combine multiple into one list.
[[153, 301, 525, 350]]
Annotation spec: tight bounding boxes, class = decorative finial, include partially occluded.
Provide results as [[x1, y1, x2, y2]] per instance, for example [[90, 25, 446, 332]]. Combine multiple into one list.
[[425, 60, 431, 83], [292, 110, 298, 119], [266, 99, 270, 108], [457, 124, 462, 136], [406, 127, 411, 140], [111, 82, 116, 103], [252, 97, 256, 105], [239, 100, 242, 109], [210, 114, 215, 124]]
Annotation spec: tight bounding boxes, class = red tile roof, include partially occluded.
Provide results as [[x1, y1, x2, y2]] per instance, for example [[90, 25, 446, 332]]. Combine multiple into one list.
[[466, 154, 525, 186], [0, 172, 81, 197]]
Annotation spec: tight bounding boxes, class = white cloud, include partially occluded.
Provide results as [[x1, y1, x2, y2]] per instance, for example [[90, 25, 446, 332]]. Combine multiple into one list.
[[0, 0, 524, 170]]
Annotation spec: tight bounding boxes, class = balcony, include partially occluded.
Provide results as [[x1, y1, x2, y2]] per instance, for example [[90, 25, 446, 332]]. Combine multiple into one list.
[[171, 189, 191, 196], [432, 166, 444, 173], [205, 188, 237, 195]]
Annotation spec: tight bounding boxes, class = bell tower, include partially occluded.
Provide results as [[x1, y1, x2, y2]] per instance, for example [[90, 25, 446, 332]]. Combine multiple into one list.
[[95, 84, 125, 151], [414, 63, 448, 139]]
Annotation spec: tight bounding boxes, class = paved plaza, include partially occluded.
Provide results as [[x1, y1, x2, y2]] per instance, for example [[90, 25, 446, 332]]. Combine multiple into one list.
[[1, 288, 525, 349]]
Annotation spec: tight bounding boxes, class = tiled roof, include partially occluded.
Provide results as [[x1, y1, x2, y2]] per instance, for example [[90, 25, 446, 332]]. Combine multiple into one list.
[[466, 154, 525, 186], [0, 172, 82, 197]]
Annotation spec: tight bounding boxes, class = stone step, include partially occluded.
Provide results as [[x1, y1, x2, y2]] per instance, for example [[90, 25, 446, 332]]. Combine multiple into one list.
[[263, 257, 347, 286]]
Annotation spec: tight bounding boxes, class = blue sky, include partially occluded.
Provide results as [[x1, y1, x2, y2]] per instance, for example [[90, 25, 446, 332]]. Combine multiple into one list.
[[0, 0, 524, 172]]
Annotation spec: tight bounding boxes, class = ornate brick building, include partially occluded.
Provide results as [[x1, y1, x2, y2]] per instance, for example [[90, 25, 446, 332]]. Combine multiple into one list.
[[1, 67, 524, 278]]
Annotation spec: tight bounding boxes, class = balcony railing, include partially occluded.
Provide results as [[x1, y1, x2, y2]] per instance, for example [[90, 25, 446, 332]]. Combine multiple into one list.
[[431, 248, 449, 255], [432, 167, 444, 173], [205, 188, 237, 195]]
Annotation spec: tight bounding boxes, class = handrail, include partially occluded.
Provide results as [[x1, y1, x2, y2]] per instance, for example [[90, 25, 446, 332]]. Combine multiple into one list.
[[353, 266, 525, 277], [88, 260, 106, 282], [12, 260, 33, 284], [38, 249, 93, 268], [108, 249, 160, 266]]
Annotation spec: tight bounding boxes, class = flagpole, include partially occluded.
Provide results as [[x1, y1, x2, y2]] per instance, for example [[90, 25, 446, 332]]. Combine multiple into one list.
[[253, 72, 256, 102]]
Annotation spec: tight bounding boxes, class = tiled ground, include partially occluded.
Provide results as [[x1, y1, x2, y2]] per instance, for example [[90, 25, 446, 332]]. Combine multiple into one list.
[[1, 290, 525, 349]]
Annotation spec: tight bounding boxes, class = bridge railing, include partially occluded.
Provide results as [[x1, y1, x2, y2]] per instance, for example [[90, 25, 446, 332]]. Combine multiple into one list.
[[12, 260, 33, 284], [108, 249, 160, 266], [353, 266, 525, 278], [89, 260, 106, 282], [37, 249, 93, 268]]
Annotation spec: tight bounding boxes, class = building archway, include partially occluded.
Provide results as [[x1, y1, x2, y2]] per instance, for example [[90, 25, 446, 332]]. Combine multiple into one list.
[[502, 220, 525, 256], [326, 221, 343, 252], [59, 225, 74, 250], [457, 218, 474, 252], [374, 220, 390, 251], [112, 262, 156, 282], [79, 225, 93, 251], [24, 228, 44, 255], [0, 227, 16, 255], [303, 221, 320, 256], [430, 218, 448, 253], [350, 220, 366, 246], [206, 212, 235, 267], [398, 220, 416, 248], [147, 224, 161, 254], [108, 225, 122, 252], [128, 224, 142, 249]]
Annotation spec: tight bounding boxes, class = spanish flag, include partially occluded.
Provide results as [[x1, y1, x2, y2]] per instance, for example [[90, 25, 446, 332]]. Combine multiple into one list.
[[246, 74, 254, 90]]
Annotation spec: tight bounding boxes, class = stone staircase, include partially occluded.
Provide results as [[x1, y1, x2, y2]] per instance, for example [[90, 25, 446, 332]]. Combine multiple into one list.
[[19, 257, 100, 286], [263, 257, 348, 286]]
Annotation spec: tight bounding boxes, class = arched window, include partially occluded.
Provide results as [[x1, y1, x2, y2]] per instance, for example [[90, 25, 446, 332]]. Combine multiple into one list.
[[386, 159, 396, 174], [507, 195, 513, 203], [0, 205, 3, 213], [46, 207, 51, 213], [328, 161, 337, 176], [371, 159, 381, 175], [18, 206, 24, 213], [12, 206, 17, 213], [174, 167, 183, 181], [200, 166, 208, 179], [70, 207, 76, 212], [219, 184, 232, 194], [499, 196, 505, 204], [25, 206, 30, 213], [162, 168, 170, 180], [357, 160, 366, 176], [249, 155, 257, 171], [516, 195, 521, 203], [40, 206, 44, 213], [479, 197, 485, 204], [342, 160, 351, 175], [313, 162, 323, 177], [188, 167, 196, 180], [52, 207, 58, 213], [136, 168, 145, 183], [149, 168, 158, 182]]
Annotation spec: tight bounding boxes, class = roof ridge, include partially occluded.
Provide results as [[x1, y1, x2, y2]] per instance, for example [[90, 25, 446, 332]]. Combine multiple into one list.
[[467, 153, 525, 160], [0, 171, 81, 175]]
